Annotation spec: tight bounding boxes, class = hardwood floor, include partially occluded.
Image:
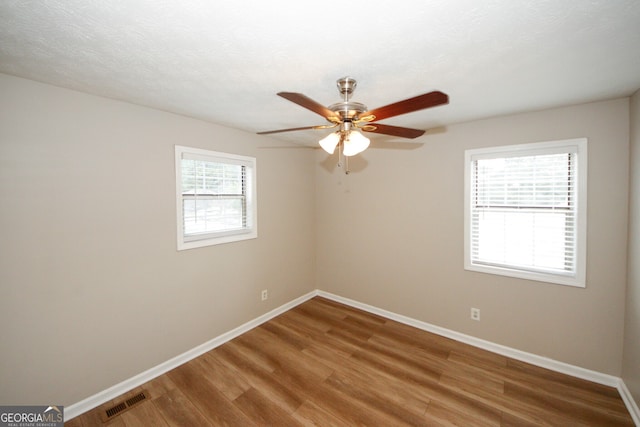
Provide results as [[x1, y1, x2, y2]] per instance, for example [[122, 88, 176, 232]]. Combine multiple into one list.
[[67, 297, 634, 426]]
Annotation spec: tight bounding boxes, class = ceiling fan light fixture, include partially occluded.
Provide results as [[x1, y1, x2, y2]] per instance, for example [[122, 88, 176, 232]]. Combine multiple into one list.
[[319, 131, 341, 154], [342, 130, 370, 157]]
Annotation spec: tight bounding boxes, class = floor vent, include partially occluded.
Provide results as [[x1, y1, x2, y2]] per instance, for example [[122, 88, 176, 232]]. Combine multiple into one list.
[[125, 392, 147, 407], [100, 390, 148, 422]]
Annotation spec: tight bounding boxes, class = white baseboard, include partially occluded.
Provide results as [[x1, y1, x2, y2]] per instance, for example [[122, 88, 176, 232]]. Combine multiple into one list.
[[64, 290, 317, 421], [66, 289, 640, 425], [619, 378, 640, 426], [317, 290, 639, 425]]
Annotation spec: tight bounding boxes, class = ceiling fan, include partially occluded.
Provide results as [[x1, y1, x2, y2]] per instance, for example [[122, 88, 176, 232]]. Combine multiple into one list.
[[257, 77, 449, 159]]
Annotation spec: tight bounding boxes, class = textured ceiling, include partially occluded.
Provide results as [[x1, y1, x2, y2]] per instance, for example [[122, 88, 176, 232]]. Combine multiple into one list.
[[1, 0, 640, 146]]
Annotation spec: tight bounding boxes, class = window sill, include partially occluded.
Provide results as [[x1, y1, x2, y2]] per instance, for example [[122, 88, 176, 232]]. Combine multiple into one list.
[[464, 262, 585, 288]]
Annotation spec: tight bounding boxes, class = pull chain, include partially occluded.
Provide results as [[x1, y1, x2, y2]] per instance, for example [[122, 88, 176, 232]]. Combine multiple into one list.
[[345, 152, 350, 174], [336, 138, 350, 174]]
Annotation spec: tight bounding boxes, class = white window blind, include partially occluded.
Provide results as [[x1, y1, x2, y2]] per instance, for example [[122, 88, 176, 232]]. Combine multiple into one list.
[[464, 139, 587, 287], [176, 146, 256, 250]]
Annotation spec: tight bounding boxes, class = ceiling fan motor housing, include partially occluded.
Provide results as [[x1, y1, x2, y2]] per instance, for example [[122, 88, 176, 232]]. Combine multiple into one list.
[[329, 101, 367, 120]]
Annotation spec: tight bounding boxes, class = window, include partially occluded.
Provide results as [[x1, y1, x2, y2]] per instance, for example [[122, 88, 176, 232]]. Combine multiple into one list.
[[464, 139, 587, 287], [175, 146, 256, 250]]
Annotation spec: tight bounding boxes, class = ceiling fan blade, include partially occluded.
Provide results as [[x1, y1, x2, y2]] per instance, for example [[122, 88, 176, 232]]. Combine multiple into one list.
[[278, 92, 340, 122], [257, 124, 336, 135], [360, 123, 425, 139], [358, 91, 449, 122]]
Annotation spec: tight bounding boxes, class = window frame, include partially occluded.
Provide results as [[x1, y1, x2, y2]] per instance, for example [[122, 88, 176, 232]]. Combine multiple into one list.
[[464, 138, 587, 287], [175, 145, 257, 250]]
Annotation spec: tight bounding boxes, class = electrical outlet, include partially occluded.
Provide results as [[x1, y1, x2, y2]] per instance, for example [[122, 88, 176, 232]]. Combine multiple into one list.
[[261, 289, 268, 301], [471, 307, 480, 321]]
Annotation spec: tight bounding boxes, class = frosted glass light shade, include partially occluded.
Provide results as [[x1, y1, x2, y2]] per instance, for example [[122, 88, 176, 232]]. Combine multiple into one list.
[[342, 130, 370, 156], [319, 132, 340, 154]]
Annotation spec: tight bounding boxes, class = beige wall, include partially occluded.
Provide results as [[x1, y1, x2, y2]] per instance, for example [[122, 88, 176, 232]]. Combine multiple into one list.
[[623, 89, 640, 405], [1, 72, 634, 408], [316, 98, 630, 375], [0, 74, 316, 406]]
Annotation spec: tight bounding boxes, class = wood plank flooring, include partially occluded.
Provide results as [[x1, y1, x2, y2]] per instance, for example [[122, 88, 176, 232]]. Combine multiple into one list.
[[67, 297, 634, 426]]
